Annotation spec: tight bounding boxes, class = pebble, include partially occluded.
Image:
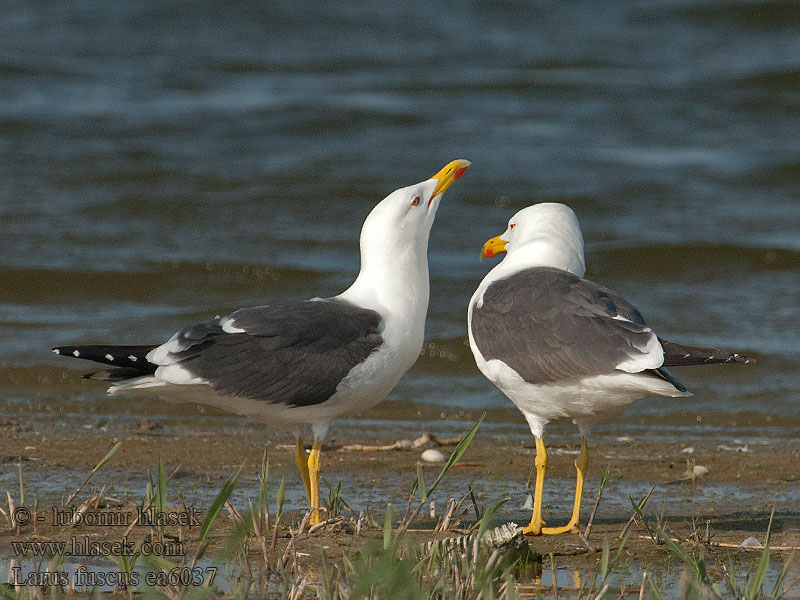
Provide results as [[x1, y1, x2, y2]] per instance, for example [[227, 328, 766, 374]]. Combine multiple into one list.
[[616, 436, 633, 444], [693, 465, 709, 477], [739, 536, 762, 548], [421, 449, 446, 463], [680, 447, 695, 454]]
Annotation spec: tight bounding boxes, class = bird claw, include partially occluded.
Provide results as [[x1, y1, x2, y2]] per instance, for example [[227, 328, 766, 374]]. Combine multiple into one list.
[[521, 519, 546, 536], [540, 522, 580, 535]]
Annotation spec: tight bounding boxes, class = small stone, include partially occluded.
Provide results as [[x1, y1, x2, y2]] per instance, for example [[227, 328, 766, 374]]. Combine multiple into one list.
[[616, 436, 633, 444], [681, 447, 695, 454], [693, 465, 709, 478], [739, 536, 762, 548], [421, 449, 446, 463]]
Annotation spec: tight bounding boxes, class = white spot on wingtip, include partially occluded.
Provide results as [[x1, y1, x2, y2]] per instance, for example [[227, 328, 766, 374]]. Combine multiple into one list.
[[73, 350, 80, 357], [105, 354, 114, 361], [53, 348, 61, 354], [220, 317, 245, 334], [128, 355, 137, 361]]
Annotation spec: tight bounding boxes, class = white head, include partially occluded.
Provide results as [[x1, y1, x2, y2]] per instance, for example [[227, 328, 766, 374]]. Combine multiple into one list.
[[343, 160, 471, 312], [358, 159, 470, 270], [480, 203, 586, 277]]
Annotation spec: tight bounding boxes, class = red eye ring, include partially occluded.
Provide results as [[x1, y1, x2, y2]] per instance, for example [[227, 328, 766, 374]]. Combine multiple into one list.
[[509, 223, 516, 229], [411, 195, 421, 206]]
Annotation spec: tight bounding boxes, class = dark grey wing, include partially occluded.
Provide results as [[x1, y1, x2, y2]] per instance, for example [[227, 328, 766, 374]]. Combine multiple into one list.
[[154, 299, 384, 407], [471, 267, 664, 384]]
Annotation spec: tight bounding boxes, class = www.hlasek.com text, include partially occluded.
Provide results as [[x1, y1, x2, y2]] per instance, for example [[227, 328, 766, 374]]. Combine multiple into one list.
[[12, 536, 185, 558]]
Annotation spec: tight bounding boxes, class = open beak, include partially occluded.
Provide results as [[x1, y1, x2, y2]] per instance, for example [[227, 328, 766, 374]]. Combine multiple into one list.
[[480, 235, 508, 259], [428, 159, 471, 206]]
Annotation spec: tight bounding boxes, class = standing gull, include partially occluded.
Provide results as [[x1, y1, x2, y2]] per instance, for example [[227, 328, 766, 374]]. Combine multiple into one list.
[[53, 159, 470, 525], [468, 203, 752, 535]]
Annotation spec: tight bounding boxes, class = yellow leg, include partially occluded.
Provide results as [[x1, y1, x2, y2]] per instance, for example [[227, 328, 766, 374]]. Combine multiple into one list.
[[294, 438, 312, 503], [522, 436, 548, 535], [541, 437, 589, 535], [307, 440, 323, 525]]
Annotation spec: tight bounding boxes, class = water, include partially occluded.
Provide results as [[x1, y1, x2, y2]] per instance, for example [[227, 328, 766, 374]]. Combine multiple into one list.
[[1, 0, 799, 442]]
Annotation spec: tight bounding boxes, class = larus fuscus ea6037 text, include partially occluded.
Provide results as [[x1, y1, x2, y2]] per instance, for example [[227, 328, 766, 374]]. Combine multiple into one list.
[[468, 203, 752, 536], [53, 159, 471, 525]]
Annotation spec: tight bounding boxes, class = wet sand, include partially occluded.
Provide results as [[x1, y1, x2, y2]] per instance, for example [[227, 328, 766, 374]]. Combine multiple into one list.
[[1, 413, 798, 595]]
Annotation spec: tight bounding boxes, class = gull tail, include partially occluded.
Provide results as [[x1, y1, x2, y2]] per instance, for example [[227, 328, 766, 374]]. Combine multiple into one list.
[[658, 338, 754, 367], [52, 344, 158, 381]]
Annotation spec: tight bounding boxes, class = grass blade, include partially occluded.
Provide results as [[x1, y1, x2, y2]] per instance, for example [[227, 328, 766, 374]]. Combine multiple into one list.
[[749, 506, 775, 599], [258, 449, 269, 511], [156, 457, 167, 514], [64, 441, 122, 506], [383, 503, 392, 550], [93, 441, 122, 474], [199, 460, 245, 545], [648, 574, 666, 600], [628, 483, 656, 515], [770, 551, 795, 599], [426, 413, 484, 497], [600, 536, 610, 581], [275, 478, 285, 518], [476, 497, 508, 543], [657, 528, 701, 579], [416, 465, 427, 503]]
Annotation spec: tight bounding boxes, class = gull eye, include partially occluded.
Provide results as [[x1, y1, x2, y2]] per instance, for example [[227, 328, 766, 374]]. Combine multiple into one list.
[[509, 223, 516, 230], [411, 195, 421, 206]]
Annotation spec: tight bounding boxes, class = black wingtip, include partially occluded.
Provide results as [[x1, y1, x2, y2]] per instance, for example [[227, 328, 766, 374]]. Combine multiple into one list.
[[716, 352, 755, 365], [52, 345, 81, 358], [50, 343, 159, 371], [659, 338, 756, 368]]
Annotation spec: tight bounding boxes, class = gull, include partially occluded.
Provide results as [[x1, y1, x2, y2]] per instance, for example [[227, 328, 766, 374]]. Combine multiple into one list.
[[468, 203, 751, 535], [53, 159, 471, 525]]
